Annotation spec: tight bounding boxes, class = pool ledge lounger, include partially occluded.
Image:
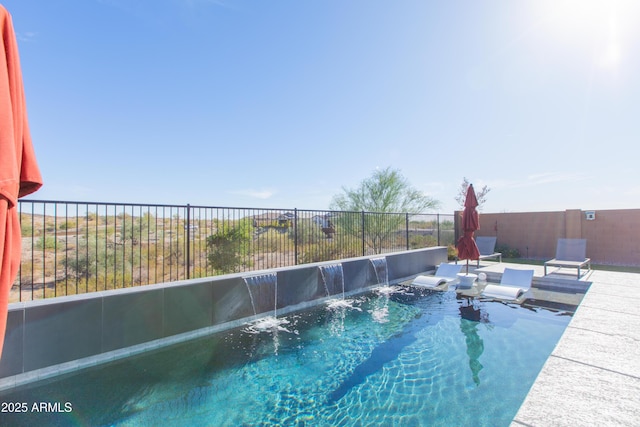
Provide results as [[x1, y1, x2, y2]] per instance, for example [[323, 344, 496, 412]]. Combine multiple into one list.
[[481, 268, 534, 301], [411, 263, 463, 288], [481, 284, 525, 300], [411, 275, 453, 288]]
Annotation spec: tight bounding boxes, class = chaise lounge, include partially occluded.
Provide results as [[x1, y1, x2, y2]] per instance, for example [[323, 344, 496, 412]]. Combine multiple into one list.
[[544, 238, 591, 279], [411, 263, 463, 289], [481, 267, 534, 301]]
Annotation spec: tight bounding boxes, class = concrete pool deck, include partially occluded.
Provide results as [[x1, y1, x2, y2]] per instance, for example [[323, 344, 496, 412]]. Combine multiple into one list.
[[469, 262, 640, 426]]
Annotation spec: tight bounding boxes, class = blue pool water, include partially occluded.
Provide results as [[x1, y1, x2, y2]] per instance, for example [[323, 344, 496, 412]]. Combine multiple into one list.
[[0, 286, 572, 426]]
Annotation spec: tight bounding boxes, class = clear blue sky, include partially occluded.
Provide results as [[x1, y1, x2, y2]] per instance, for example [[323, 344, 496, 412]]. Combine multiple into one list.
[[4, 0, 639, 213]]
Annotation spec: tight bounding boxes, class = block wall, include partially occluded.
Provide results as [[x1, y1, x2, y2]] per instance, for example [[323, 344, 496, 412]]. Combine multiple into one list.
[[458, 209, 640, 266]]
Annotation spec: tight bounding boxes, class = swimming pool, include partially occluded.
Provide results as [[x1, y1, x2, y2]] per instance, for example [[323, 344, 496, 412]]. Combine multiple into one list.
[[0, 286, 573, 426]]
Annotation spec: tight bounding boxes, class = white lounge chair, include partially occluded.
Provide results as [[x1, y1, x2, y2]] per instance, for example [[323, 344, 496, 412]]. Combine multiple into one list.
[[544, 238, 591, 278], [411, 263, 463, 289], [481, 268, 533, 300]]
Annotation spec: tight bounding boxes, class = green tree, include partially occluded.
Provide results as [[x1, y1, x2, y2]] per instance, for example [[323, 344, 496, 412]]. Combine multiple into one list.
[[331, 167, 440, 213], [330, 167, 440, 254], [206, 219, 253, 273]]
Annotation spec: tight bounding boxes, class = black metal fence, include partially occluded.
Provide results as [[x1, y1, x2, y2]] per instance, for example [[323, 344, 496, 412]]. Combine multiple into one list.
[[13, 200, 455, 301]]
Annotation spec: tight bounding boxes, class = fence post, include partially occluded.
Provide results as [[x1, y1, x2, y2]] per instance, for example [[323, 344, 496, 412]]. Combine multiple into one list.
[[361, 210, 366, 256], [437, 213, 441, 246], [186, 204, 191, 279], [405, 213, 410, 251], [294, 208, 298, 265]]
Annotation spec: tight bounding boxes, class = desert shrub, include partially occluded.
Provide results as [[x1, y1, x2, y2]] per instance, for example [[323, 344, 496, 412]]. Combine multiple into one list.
[[440, 220, 454, 229], [298, 237, 362, 264], [20, 221, 33, 237], [409, 234, 437, 249], [438, 229, 456, 247], [206, 219, 253, 274], [36, 235, 58, 250], [255, 228, 290, 253], [496, 244, 521, 259], [59, 220, 76, 230], [447, 244, 458, 261], [291, 219, 326, 246], [299, 242, 342, 264]]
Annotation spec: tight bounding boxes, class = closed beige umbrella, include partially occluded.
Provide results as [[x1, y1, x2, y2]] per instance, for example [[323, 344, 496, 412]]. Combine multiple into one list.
[[0, 5, 43, 359]]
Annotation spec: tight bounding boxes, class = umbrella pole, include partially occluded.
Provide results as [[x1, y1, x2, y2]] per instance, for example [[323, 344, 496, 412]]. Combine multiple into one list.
[[466, 259, 469, 275]]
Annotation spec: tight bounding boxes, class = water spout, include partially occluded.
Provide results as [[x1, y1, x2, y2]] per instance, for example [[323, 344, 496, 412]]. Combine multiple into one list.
[[370, 257, 388, 286], [243, 273, 289, 337], [243, 273, 278, 317], [319, 264, 345, 299]]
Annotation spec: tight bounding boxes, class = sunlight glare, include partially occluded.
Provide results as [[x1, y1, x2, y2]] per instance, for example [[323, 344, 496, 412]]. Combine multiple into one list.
[[597, 14, 622, 69], [544, 0, 612, 34], [537, 0, 638, 70]]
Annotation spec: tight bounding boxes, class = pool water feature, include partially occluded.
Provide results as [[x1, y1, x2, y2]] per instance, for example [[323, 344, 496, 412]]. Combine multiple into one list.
[[370, 256, 389, 286], [318, 263, 345, 298], [243, 272, 278, 317], [242, 272, 291, 333], [320, 263, 360, 311], [0, 287, 573, 427]]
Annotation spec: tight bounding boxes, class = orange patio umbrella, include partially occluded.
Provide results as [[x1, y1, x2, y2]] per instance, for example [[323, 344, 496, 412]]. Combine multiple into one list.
[[456, 184, 480, 274], [0, 5, 43, 360]]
